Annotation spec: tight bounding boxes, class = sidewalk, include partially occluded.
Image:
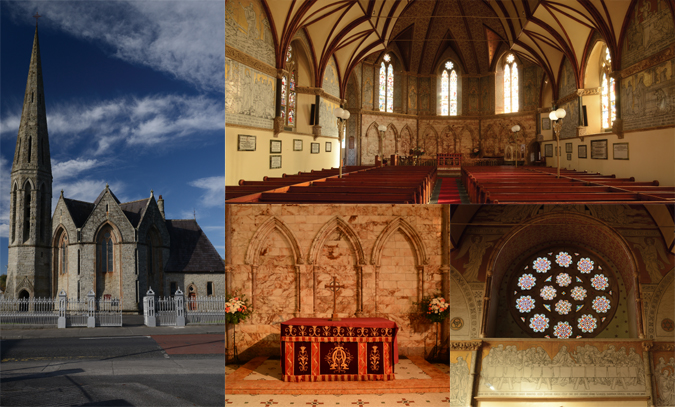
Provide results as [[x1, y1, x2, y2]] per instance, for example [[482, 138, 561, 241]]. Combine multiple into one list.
[[1, 315, 224, 340]]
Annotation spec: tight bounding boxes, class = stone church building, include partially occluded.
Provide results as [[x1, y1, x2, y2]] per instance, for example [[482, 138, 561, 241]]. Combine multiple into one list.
[[5, 25, 225, 312]]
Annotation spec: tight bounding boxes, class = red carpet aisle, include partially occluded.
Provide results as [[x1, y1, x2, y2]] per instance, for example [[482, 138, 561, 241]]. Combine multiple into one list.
[[437, 178, 466, 204]]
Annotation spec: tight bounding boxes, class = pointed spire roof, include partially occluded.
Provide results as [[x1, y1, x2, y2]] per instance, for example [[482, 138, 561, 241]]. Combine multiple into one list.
[[12, 23, 51, 175]]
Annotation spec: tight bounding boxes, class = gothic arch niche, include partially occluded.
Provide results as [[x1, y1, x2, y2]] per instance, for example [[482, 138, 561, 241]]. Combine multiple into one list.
[[245, 216, 303, 317], [649, 269, 674, 340], [383, 123, 398, 158], [308, 217, 365, 317], [22, 180, 33, 243], [95, 222, 121, 299], [583, 40, 611, 134], [399, 125, 414, 156], [482, 212, 641, 339], [449, 267, 479, 340], [363, 121, 381, 164], [421, 126, 438, 158], [11, 182, 17, 243], [290, 36, 314, 88]]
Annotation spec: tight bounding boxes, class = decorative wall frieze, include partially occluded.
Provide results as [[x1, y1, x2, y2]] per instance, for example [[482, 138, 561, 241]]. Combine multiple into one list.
[[361, 109, 418, 120], [651, 342, 675, 352], [556, 92, 578, 106], [450, 340, 482, 351], [296, 86, 343, 105], [620, 44, 675, 79], [577, 87, 601, 97], [225, 45, 277, 78]]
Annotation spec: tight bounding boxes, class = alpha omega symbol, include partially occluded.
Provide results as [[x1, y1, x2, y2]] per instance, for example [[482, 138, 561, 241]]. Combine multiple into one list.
[[324, 343, 353, 373]]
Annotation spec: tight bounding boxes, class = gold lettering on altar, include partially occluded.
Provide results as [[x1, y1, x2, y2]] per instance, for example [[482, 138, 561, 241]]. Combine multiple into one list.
[[298, 346, 309, 372], [325, 343, 353, 373], [370, 346, 380, 371]]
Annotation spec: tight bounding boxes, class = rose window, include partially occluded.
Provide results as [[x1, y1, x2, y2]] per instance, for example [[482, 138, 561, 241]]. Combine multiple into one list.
[[509, 247, 618, 338]]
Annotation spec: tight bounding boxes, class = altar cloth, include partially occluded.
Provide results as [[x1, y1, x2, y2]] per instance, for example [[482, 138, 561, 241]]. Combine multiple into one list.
[[280, 317, 399, 382]]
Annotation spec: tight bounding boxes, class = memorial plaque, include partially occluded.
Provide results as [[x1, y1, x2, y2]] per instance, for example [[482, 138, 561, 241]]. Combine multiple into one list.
[[578, 144, 587, 159], [270, 155, 282, 169], [270, 139, 282, 153], [311, 142, 320, 154], [591, 139, 608, 159], [545, 144, 553, 157], [613, 142, 629, 160], [237, 134, 256, 151], [325, 142, 332, 152], [293, 139, 303, 151]]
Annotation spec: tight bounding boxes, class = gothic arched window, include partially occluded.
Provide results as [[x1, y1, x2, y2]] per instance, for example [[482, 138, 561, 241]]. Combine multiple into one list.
[[509, 247, 619, 338], [379, 54, 394, 113], [601, 47, 616, 130], [503, 54, 519, 113], [280, 45, 297, 128], [98, 227, 115, 273], [23, 182, 31, 242], [11, 183, 16, 243], [440, 61, 458, 116], [59, 233, 68, 274]]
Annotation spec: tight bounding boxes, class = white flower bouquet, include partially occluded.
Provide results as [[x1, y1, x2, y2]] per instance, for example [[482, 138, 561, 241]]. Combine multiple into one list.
[[416, 295, 449, 323], [225, 293, 253, 324]]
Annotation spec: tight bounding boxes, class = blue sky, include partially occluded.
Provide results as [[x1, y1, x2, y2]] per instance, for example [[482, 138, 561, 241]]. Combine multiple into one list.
[[0, 1, 225, 275]]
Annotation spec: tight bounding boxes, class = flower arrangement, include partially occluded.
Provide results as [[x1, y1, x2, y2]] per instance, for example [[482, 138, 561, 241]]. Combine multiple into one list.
[[409, 146, 425, 157], [416, 295, 449, 323], [225, 293, 253, 324]]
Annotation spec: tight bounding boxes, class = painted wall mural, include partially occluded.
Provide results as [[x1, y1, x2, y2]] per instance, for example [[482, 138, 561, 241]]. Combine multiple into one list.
[[481, 75, 493, 114], [419, 77, 430, 112], [652, 343, 675, 406], [467, 77, 480, 114], [408, 77, 418, 114], [363, 64, 374, 110], [225, 57, 276, 129], [522, 64, 543, 111], [625, 234, 674, 283], [622, 0, 675, 69], [450, 350, 472, 406], [323, 57, 340, 98], [478, 342, 647, 397], [621, 58, 675, 131], [559, 98, 579, 139], [558, 58, 576, 98], [319, 98, 339, 137], [225, 0, 275, 66], [451, 233, 499, 282]]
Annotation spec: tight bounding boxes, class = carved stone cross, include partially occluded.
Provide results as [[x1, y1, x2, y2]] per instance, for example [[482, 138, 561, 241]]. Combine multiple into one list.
[[326, 276, 344, 321]]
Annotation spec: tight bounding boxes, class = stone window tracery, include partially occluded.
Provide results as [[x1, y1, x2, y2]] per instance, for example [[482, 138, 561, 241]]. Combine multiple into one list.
[[509, 247, 618, 338], [503, 54, 519, 113], [98, 227, 115, 273], [379, 54, 394, 113], [440, 61, 458, 116], [59, 233, 68, 274], [601, 46, 616, 130], [280, 45, 296, 128]]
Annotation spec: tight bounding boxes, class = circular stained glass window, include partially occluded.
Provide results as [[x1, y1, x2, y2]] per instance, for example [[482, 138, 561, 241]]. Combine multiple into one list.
[[509, 247, 619, 338]]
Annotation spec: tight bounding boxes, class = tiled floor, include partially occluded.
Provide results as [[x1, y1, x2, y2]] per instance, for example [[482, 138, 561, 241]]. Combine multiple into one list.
[[226, 356, 450, 406]]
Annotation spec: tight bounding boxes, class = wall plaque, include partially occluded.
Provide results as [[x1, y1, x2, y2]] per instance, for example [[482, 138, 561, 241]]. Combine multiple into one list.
[[565, 142, 572, 153], [325, 142, 332, 152], [578, 145, 587, 159], [311, 142, 320, 154], [591, 139, 608, 159], [238, 134, 256, 151], [545, 144, 553, 157], [270, 155, 282, 169], [293, 139, 303, 151], [270, 140, 282, 154], [613, 142, 629, 160], [542, 117, 551, 130]]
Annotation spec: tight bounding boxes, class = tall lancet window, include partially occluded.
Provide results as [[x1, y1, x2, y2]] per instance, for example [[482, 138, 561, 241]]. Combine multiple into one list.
[[504, 54, 519, 113], [441, 61, 458, 116], [98, 227, 114, 273], [601, 47, 616, 130], [59, 234, 68, 274], [280, 45, 297, 128], [379, 54, 394, 113]]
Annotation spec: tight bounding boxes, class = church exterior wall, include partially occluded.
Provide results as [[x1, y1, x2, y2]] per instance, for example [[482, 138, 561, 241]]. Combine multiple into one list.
[[226, 204, 446, 359], [163, 273, 225, 298]]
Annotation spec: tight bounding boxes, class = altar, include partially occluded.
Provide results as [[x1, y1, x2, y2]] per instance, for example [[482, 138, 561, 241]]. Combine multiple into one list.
[[280, 317, 399, 382]]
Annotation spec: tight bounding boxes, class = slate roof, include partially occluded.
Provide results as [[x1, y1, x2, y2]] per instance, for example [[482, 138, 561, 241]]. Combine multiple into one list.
[[119, 198, 149, 228], [62, 198, 95, 228], [165, 219, 224, 273]]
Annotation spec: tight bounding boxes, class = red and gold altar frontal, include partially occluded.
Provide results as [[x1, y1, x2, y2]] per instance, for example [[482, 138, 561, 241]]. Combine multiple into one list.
[[280, 318, 399, 382]]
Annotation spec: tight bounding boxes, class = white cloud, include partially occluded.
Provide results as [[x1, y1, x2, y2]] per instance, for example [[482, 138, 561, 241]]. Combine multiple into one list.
[[0, 94, 223, 151], [189, 176, 225, 207], [52, 179, 126, 211], [52, 158, 99, 181], [7, 1, 225, 92], [0, 156, 10, 238]]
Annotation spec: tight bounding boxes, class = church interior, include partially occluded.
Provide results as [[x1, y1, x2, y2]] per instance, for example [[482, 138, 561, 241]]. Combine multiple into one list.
[[224, 0, 674, 405]]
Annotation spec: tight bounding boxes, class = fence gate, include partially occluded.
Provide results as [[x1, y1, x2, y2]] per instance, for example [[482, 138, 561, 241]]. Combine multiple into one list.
[[98, 298, 122, 327], [156, 297, 177, 326]]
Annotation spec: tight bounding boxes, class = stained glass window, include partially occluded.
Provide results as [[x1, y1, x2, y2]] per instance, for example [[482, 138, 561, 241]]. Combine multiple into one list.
[[281, 46, 297, 128], [379, 55, 394, 113], [601, 47, 616, 129], [450, 70, 457, 116], [441, 70, 449, 116], [503, 54, 519, 113], [509, 247, 618, 338], [440, 61, 457, 116]]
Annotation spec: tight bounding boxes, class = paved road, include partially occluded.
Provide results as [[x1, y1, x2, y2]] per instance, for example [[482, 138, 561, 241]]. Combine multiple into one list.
[[1, 335, 225, 406]]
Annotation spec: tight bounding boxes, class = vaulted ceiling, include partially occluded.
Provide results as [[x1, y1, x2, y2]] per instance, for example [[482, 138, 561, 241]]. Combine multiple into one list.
[[260, 0, 664, 99]]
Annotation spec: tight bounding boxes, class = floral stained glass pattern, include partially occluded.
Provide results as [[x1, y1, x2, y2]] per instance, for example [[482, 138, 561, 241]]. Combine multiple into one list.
[[503, 54, 518, 113], [533, 257, 551, 273], [512, 63, 518, 112], [281, 76, 287, 106], [571, 286, 587, 301], [556, 252, 573, 267], [450, 70, 457, 116], [556, 273, 571, 287], [577, 314, 597, 333], [540, 285, 557, 300], [504, 64, 511, 113], [553, 321, 573, 339], [555, 300, 572, 315], [590, 274, 609, 291], [518, 274, 536, 290], [386, 64, 394, 113], [577, 258, 594, 273], [529, 314, 549, 332], [592, 296, 611, 313], [516, 296, 535, 313]]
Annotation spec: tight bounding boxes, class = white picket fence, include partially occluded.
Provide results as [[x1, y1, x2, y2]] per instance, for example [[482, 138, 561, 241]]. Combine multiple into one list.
[[0, 290, 121, 328], [144, 288, 224, 327]]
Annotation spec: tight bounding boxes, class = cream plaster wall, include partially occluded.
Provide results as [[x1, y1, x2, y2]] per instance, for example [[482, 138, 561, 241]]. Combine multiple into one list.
[[540, 128, 675, 186]]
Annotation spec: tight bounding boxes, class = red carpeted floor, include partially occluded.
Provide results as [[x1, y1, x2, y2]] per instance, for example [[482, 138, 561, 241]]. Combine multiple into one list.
[[437, 178, 462, 203]]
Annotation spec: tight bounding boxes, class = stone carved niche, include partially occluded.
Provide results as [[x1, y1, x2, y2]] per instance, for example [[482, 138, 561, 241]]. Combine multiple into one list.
[[307, 217, 366, 317], [245, 217, 303, 317]]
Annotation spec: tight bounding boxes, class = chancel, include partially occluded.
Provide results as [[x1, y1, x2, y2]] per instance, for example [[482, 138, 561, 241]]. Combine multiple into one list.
[[226, 0, 675, 205]]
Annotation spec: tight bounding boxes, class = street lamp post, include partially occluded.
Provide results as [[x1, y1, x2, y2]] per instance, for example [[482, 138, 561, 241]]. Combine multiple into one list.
[[549, 107, 566, 178], [377, 125, 387, 165], [333, 107, 350, 178], [511, 124, 521, 169]]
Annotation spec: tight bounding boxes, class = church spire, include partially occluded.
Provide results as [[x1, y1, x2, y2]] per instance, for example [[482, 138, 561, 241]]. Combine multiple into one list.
[[12, 22, 51, 175]]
